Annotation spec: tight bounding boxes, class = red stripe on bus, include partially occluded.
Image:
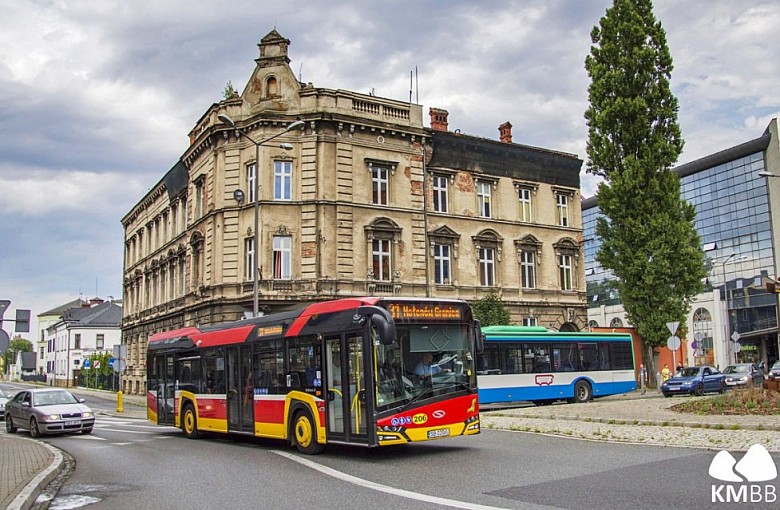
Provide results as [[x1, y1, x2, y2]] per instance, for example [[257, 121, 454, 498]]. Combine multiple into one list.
[[285, 297, 380, 337]]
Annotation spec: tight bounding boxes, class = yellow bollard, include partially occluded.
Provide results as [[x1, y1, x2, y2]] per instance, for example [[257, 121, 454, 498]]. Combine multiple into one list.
[[117, 390, 124, 413]]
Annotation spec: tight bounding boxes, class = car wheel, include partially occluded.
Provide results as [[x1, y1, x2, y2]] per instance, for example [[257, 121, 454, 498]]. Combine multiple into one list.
[[694, 384, 704, 397], [82, 427, 93, 435], [30, 417, 41, 438], [6, 416, 17, 433], [663, 393, 672, 398]]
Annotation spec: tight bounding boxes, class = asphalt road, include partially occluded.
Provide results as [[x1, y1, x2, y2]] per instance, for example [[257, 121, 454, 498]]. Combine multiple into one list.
[[32, 414, 749, 509]]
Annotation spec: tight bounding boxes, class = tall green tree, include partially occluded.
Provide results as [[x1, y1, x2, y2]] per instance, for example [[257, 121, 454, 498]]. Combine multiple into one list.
[[584, 0, 706, 378]]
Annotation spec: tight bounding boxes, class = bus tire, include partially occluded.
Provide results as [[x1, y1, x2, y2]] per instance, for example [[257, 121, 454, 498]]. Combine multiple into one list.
[[573, 380, 592, 403], [293, 409, 324, 455], [182, 403, 200, 439]]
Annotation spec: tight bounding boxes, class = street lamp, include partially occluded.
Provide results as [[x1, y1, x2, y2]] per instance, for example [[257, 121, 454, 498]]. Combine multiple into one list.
[[218, 114, 305, 317]]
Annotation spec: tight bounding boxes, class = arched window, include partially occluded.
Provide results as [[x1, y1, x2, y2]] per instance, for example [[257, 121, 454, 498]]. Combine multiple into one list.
[[588, 320, 599, 330], [610, 317, 623, 328], [692, 307, 714, 364], [266, 76, 279, 97]]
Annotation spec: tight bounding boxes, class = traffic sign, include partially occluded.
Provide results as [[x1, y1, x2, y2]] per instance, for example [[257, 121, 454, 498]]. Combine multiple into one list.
[[113, 359, 127, 373], [666, 322, 680, 335], [82, 359, 91, 369], [731, 331, 741, 343], [94, 360, 101, 370], [667, 335, 681, 351], [733, 343, 742, 353]]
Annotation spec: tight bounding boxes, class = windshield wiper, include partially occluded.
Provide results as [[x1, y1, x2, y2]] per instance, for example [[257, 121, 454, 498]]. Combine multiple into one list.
[[400, 387, 436, 412]]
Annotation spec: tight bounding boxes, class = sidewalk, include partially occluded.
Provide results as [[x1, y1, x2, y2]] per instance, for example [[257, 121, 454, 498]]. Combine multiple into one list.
[[0, 389, 146, 510], [481, 390, 780, 452]]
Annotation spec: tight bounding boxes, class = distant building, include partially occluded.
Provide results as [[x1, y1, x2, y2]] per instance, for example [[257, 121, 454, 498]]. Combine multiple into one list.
[[584, 118, 780, 370], [46, 298, 123, 387], [121, 30, 585, 395], [38, 298, 87, 379]]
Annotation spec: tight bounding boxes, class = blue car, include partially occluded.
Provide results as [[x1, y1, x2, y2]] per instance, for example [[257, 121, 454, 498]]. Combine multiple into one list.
[[661, 366, 725, 397]]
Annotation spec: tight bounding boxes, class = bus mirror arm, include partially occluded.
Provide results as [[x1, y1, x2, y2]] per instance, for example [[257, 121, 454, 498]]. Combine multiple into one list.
[[357, 306, 397, 345], [474, 319, 485, 353]]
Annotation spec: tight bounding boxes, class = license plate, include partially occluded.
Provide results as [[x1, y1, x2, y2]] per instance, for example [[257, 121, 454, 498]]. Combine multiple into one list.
[[670, 387, 680, 391], [65, 420, 81, 426], [427, 428, 450, 439]]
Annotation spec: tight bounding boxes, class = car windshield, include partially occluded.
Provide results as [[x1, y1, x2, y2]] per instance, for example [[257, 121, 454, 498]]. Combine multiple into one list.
[[33, 390, 79, 406], [678, 367, 700, 377], [0, 387, 7, 398], [724, 365, 748, 374], [772, 362, 780, 370]]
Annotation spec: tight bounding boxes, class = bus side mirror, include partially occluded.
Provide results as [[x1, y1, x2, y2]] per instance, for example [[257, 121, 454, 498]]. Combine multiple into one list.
[[357, 306, 396, 345], [474, 320, 485, 353]]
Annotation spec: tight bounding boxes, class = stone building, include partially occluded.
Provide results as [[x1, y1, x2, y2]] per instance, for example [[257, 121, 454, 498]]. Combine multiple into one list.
[[120, 30, 585, 395]]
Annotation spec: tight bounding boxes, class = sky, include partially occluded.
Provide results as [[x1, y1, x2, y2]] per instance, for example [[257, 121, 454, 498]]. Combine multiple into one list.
[[1, 0, 778, 338]]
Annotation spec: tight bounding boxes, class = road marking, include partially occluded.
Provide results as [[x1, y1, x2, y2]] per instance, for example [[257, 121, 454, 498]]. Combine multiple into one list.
[[272, 450, 511, 510]]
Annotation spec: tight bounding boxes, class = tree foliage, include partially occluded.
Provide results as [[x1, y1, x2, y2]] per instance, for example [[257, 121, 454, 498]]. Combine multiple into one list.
[[2, 336, 33, 374], [223, 81, 239, 100], [584, 0, 706, 366], [472, 292, 511, 327]]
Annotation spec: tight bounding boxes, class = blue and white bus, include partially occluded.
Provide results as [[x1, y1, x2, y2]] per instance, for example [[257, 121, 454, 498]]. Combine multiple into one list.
[[477, 326, 637, 405]]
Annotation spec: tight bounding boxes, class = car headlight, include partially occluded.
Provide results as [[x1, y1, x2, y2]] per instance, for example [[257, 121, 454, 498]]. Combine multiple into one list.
[[47, 414, 61, 420], [82, 412, 94, 419], [739, 376, 749, 382]]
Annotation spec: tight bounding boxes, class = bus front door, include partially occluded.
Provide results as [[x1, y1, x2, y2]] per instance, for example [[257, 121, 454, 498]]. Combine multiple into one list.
[[325, 334, 369, 444], [156, 354, 175, 426]]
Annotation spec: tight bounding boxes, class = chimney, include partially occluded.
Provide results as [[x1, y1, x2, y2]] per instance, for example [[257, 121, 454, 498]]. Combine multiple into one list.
[[499, 121, 513, 143], [429, 107, 449, 132]]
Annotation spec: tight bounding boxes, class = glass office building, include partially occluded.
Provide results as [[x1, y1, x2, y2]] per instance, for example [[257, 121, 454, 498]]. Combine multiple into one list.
[[583, 119, 780, 369]]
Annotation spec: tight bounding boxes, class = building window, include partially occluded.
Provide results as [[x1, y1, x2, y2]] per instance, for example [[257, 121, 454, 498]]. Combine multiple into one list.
[[519, 187, 533, 222], [372, 165, 389, 205], [74, 334, 81, 350], [245, 238, 255, 281], [523, 317, 537, 327], [610, 317, 624, 328], [96, 334, 104, 350], [556, 193, 569, 226], [433, 243, 451, 285], [274, 161, 292, 201], [432, 175, 448, 213], [247, 163, 257, 203], [272, 236, 292, 280], [477, 181, 492, 218], [372, 239, 392, 281], [478, 247, 495, 286], [559, 253, 573, 290], [179, 257, 187, 296], [194, 177, 205, 219], [520, 250, 536, 289]]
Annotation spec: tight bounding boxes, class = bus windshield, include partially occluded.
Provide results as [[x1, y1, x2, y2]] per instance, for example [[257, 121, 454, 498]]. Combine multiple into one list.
[[374, 323, 476, 411]]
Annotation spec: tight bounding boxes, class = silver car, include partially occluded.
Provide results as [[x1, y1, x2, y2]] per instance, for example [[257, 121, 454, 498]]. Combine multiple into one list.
[[0, 387, 10, 420], [5, 388, 95, 437]]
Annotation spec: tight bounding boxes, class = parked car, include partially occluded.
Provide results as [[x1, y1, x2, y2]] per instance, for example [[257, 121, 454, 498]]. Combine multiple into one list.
[[0, 387, 11, 420], [768, 361, 780, 381], [661, 365, 725, 397], [5, 388, 95, 437], [723, 363, 765, 389]]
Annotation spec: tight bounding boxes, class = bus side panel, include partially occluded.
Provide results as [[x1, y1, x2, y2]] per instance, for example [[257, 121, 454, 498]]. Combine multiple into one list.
[[254, 395, 287, 439], [147, 391, 158, 424], [196, 395, 228, 432]]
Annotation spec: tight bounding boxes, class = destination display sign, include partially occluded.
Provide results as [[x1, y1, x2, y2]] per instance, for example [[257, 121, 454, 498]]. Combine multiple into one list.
[[387, 303, 463, 321]]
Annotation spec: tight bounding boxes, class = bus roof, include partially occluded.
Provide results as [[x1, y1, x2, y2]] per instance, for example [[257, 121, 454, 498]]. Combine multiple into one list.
[[481, 325, 632, 342]]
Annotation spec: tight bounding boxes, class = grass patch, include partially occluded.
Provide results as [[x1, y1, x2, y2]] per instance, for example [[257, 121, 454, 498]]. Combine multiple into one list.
[[670, 388, 780, 416]]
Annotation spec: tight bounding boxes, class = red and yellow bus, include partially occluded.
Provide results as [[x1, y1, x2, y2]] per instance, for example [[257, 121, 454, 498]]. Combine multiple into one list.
[[146, 297, 482, 454]]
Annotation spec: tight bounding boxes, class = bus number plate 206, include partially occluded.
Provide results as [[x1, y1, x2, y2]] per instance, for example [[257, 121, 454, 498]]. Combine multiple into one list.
[[427, 428, 450, 439]]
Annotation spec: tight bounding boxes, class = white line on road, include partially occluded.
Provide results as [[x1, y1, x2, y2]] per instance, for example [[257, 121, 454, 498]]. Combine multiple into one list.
[[272, 450, 511, 510]]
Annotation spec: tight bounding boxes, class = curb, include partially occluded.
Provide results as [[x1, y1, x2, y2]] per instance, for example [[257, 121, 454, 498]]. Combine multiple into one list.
[[518, 414, 780, 432], [7, 439, 64, 510]]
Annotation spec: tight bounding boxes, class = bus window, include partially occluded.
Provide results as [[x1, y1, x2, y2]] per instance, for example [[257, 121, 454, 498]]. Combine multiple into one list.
[[579, 343, 598, 371], [204, 349, 225, 394]]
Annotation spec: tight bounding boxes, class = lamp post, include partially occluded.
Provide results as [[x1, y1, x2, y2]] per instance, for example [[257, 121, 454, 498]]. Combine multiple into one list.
[[218, 114, 305, 317], [719, 253, 748, 367]]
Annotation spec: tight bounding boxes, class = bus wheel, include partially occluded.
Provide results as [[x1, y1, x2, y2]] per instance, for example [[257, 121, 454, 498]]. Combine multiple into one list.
[[182, 403, 200, 439], [573, 380, 592, 403], [293, 410, 324, 455]]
